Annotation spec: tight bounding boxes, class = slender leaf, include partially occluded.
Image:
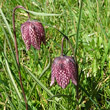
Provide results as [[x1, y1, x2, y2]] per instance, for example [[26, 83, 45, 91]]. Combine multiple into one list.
[[3, 40, 22, 100], [0, 8, 14, 43], [0, 22, 18, 71], [24, 9, 62, 16], [23, 65, 59, 102], [79, 85, 100, 109], [75, 0, 83, 56]]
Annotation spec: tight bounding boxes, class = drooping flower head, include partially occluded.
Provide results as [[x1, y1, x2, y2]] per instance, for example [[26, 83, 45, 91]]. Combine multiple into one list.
[[21, 20, 46, 50], [50, 56, 77, 89]]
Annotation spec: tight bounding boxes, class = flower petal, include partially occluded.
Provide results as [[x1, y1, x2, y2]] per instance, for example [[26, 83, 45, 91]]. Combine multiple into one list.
[[33, 22, 46, 45], [29, 24, 41, 50], [65, 56, 77, 85], [50, 62, 57, 86], [21, 22, 31, 50], [56, 68, 71, 89]]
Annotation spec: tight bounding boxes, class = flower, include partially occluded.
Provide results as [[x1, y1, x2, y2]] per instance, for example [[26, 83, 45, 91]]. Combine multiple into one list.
[[21, 20, 46, 50], [50, 56, 77, 89]]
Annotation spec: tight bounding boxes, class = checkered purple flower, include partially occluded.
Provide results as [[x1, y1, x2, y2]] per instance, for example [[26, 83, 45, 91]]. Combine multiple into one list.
[[50, 56, 77, 89], [21, 20, 46, 50]]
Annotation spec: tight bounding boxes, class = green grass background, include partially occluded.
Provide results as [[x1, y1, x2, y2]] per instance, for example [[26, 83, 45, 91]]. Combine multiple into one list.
[[0, 0, 110, 110]]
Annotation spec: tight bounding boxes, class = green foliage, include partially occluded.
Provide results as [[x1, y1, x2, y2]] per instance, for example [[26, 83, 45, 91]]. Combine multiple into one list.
[[0, 0, 110, 109]]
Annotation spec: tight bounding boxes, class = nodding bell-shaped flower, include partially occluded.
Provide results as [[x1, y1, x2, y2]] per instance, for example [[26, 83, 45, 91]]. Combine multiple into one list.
[[50, 56, 77, 89], [21, 20, 46, 50]]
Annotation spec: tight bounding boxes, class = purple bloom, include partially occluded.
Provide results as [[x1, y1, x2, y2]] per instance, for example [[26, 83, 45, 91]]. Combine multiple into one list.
[[21, 20, 46, 50], [50, 56, 77, 89]]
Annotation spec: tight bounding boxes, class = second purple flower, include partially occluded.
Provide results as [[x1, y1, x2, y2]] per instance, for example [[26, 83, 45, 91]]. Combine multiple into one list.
[[50, 56, 77, 89]]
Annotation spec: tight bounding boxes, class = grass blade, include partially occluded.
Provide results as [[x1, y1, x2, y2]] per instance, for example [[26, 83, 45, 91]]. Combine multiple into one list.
[[24, 66, 53, 97], [28, 54, 50, 100], [48, 100, 67, 110], [3, 54, 22, 99], [3, 39, 22, 100], [39, 54, 50, 79], [24, 9, 62, 16], [0, 8, 14, 43], [0, 22, 18, 71], [79, 85, 100, 109], [75, 0, 83, 56], [23, 65, 60, 102], [4, 89, 17, 110]]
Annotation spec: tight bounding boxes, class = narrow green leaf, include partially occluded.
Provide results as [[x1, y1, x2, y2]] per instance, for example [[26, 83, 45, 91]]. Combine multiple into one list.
[[75, 0, 83, 56], [0, 23, 18, 71], [4, 89, 17, 110], [28, 55, 50, 100], [0, 8, 14, 43], [24, 66, 53, 97], [3, 54, 22, 99], [23, 65, 59, 102], [24, 9, 62, 16], [48, 100, 67, 110], [79, 85, 100, 109], [3, 40, 22, 100], [39, 54, 50, 79]]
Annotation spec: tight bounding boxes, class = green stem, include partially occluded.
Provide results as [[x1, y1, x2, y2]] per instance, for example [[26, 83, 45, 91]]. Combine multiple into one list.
[[75, 0, 83, 56]]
